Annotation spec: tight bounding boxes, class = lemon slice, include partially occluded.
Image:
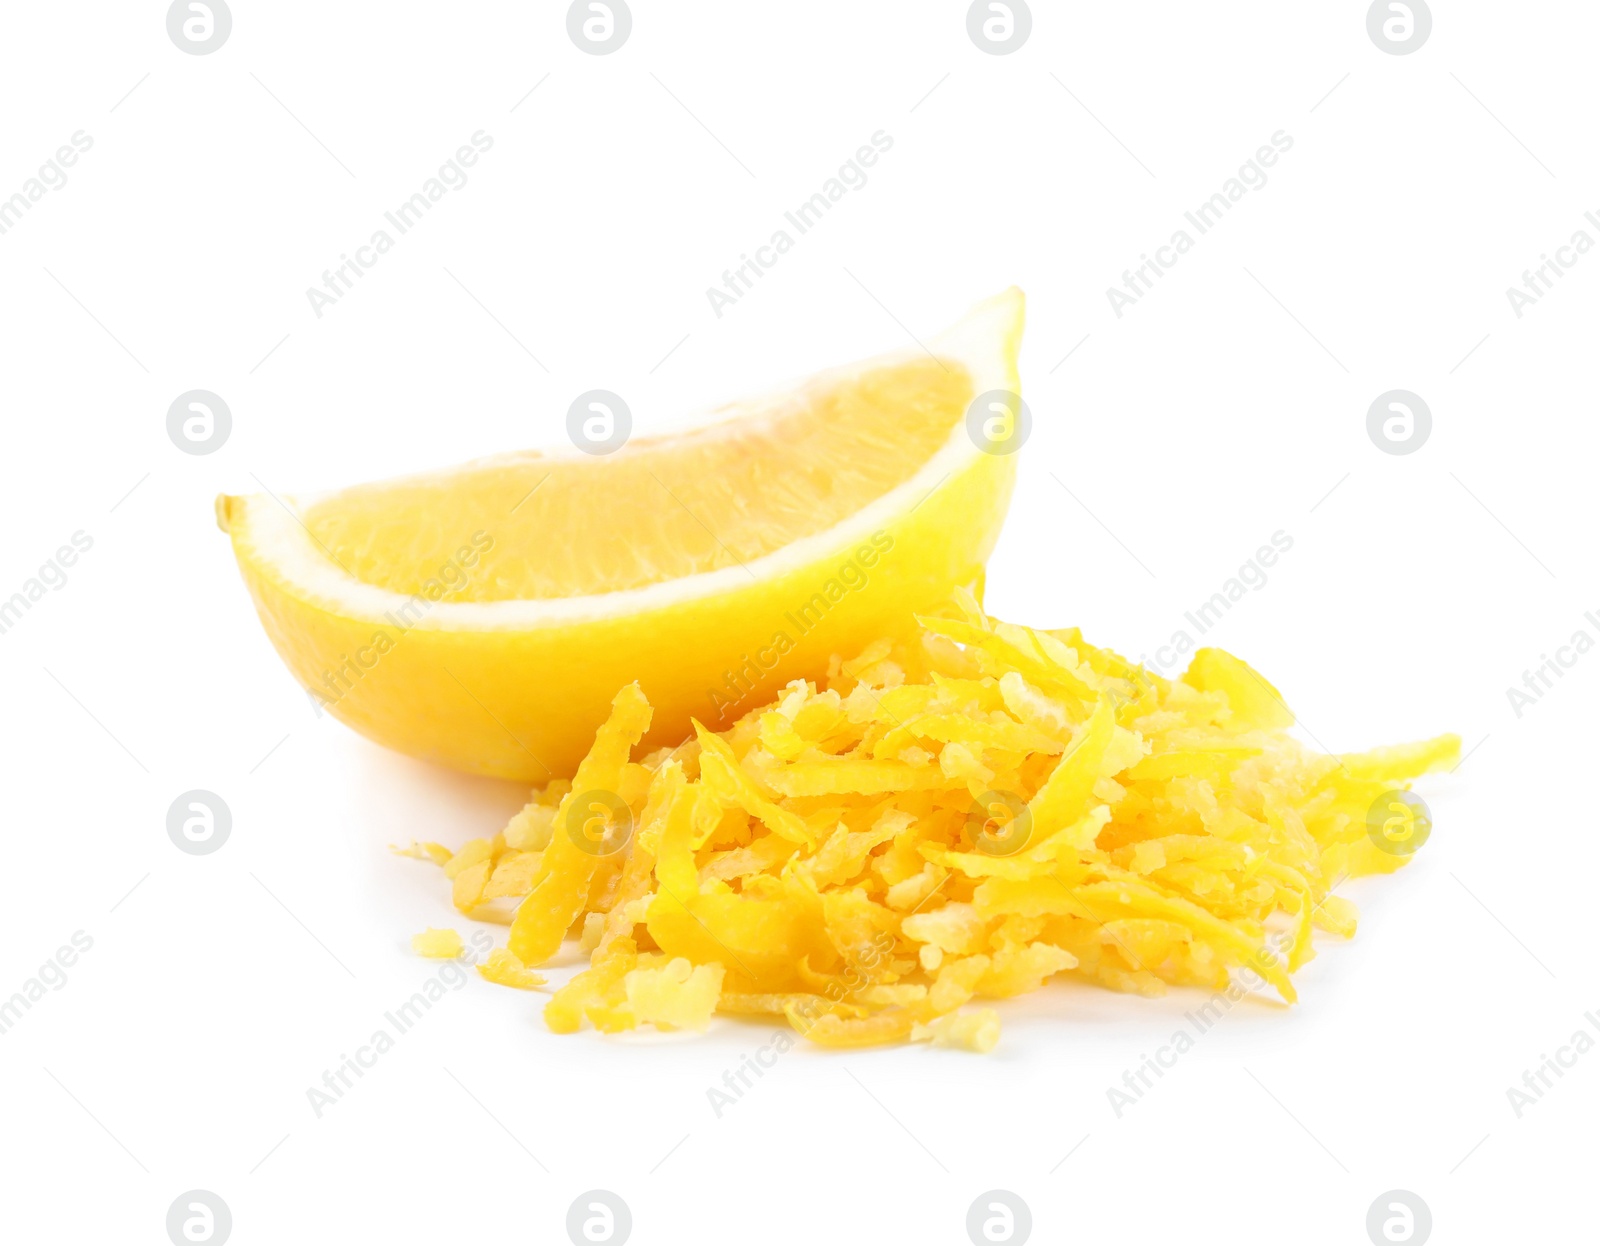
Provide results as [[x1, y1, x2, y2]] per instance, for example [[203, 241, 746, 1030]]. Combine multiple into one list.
[[219, 288, 1025, 779]]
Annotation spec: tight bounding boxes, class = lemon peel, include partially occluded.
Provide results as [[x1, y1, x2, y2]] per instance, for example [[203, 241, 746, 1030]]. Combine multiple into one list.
[[410, 605, 1455, 1048]]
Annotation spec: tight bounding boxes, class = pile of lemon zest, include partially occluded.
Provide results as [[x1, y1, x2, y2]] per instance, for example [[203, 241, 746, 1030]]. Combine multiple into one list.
[[411, 606, 1452, 1050]]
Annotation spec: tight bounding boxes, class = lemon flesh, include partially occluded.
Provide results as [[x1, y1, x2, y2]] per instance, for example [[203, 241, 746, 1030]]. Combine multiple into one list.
[[307, 356, 972, 601], [220, 289, 1025, 779]]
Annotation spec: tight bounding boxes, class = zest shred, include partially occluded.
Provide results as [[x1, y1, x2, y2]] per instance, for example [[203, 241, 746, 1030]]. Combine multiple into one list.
[[402, 594, 1456, 1051]]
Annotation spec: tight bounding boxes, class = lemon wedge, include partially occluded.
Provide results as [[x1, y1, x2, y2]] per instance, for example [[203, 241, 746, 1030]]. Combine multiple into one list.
[[219, 288, 1025, 778]]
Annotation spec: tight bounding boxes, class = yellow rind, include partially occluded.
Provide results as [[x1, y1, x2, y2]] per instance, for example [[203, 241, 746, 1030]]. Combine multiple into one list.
[[222, 291, 1024, 778]]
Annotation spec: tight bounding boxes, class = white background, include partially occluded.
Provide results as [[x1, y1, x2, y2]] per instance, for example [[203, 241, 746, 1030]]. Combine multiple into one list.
[[0, 2, 1593, 1243]]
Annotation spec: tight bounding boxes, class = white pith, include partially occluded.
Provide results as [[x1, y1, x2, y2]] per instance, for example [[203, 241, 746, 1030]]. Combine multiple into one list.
[[235, 290, 1021, 630]]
